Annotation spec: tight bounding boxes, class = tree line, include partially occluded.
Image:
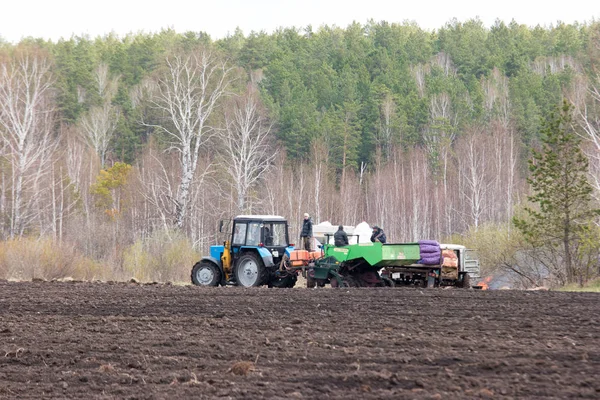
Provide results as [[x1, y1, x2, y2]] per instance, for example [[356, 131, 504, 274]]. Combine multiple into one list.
[[0, 19, 599, 286]]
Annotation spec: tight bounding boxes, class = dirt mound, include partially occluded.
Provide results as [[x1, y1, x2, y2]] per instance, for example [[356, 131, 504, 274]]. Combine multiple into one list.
[[0, 281, 598, 398]]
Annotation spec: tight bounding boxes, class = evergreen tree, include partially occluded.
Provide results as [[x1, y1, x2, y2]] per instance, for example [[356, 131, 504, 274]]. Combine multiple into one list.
[[514, 100, 600, 285]]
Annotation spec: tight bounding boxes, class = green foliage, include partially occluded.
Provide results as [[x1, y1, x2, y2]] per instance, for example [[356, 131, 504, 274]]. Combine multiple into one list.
[[52, 37, 98, 122], [437, 19, 490, 79], [320, 101, 362, 175], [514, 100, 600, 285], [90, 162, 132, 218], [447, 223, 525, 278], [238, 31, 276, 70], [4, 20, 596, 174], [573, 221, 600, 284]]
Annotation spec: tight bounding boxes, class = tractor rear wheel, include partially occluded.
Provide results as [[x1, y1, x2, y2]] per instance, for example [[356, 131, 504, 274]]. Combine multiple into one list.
[[235, 253, 267, 287], [191, 261, 221, 286]]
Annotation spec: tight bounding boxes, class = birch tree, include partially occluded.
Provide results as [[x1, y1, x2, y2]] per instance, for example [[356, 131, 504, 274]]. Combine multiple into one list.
[[221, 85, 277, 213], [570, 74, 600, 198], [411, 63, 430, 98], [137, 144, 178, 235], [424, 93, 456, 176], [0, 50, 57, 238], [79, 104, 118, 167], [79, 63, 120, 167], [482, 68, 511, 127], [410, 151, 432, 240], [311, 140, 329, 223], [378, 92, 398, 159], [148, 48, 231, 228], [456, 127, 493, 229]]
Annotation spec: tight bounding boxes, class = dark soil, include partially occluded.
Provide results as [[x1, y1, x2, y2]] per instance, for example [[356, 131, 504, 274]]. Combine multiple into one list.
[[0, 281, 599, 399]]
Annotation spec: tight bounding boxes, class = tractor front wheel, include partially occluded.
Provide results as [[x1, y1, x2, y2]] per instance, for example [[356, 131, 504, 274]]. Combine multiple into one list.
[[235, 253, 267, 287], [191, 261, 221, 286]]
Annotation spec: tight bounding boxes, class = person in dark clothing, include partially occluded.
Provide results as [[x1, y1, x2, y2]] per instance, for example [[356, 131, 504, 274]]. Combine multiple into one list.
[[333, 225, 349, 247], [370, 225, 387, 244], [264, 226, 273, 246], [300, 213, 313, 251]]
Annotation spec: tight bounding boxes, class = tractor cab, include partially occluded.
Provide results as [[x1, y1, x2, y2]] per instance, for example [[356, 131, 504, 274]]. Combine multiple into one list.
[[230, 215, 289, 262]]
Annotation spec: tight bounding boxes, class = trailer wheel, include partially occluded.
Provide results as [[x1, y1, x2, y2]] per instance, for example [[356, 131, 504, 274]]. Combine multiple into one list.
[[235, 253, 267, 287], [461, 273, 471, 289], [342, 276, 359, 287], [382, 277, 395, 287], [191, 261, 221, 286], [330, 276, 347, 288], [306, 269, 317, 288]]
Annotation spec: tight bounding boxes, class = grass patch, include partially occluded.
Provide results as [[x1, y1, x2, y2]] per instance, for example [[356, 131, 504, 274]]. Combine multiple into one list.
[[558, 278, 600, 292], [0, 233, 200, 283], [0, 238, 107, 281], [122, 230, 200, 283]]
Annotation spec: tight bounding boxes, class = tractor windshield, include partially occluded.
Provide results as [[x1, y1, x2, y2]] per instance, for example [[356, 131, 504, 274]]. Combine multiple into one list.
[[246, 222, 261, 246]]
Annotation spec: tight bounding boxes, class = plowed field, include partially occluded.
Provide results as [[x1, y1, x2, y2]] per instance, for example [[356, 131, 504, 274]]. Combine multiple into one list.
[[0, 281, 599, 399]]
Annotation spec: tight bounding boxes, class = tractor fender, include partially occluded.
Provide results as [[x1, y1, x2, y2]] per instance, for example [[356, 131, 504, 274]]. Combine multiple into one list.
[[200, 256, 225, 280], [257, 247, 275, 268]]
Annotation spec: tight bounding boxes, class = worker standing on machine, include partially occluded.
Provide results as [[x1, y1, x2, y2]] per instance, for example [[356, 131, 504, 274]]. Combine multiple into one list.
[[334, 225, 349, 246], [300, 213, 313, 251], [370, 225, 387, 244]]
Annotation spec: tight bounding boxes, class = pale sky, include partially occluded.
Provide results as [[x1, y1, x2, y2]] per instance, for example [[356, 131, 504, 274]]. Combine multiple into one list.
[[1, 0, 598, 43]]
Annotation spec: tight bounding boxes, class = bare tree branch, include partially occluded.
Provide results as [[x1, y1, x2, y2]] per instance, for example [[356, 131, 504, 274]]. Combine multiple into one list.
[[0, 50, 58, 237], [221, 84, 277, 212], [147, 48, 233, 228]]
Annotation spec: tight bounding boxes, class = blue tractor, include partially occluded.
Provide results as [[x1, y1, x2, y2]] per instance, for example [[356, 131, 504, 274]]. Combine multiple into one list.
[[191, 215, 298, 288]]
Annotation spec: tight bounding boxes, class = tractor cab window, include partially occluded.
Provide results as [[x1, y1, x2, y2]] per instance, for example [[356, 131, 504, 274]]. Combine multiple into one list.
[[263, 222, 287, 247], [232, 223, 247, 245], [246, 222, 261, 246]]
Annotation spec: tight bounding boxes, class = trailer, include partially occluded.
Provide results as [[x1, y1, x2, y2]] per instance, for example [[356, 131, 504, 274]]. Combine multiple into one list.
[[301, 241, 480, 288]]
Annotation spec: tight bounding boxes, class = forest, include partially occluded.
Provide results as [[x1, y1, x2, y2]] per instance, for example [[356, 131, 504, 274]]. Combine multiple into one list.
[[0, 18, 599, 287]]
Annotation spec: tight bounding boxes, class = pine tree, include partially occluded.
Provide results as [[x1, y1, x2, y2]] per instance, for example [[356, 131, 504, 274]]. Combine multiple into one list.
[[514, 100, 600, 285]]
